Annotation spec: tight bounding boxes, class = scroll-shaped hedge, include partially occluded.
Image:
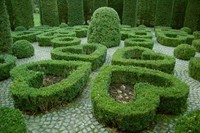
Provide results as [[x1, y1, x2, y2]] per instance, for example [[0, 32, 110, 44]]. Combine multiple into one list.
[[124, 38, 154, 49]]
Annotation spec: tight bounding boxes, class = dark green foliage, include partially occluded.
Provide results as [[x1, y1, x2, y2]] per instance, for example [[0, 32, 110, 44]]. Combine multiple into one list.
[[14, 26, 27, 31], [91, 65, 188, 132], [93, 0, 108, 11], [0, 54, 16, 80], [51, 37, 81, 48], [0, 107, 26, 133], [192, 39, 200, 52], [174, 44, 196, 60], [57, 0, 68, 23], [128, 30, 153, 39], [0, 0, 12, 54], [155, 0, 174, 26], [12, 40, 34, 59], [10, 60, 91, 113], [68, 0, 84, 26], [11, 0, 34, 29], [180, 27, 192, 34], [193, 31, 200, 39], [83, 0, 93, 24], [51, 43, 107, 70], [12, 31, 42, 43], [122, 0, 138, 27], [40, 0, 59, 26], [5, 0, 15, 30], [184, 0, 200, 31], [59, 23, 68, 28], [124, 38, 154, 49], [189, 57, 200, 81], [108, 0, 123, 21], [112, 46, 175, 74], [73, 25, 88, 38], [175, 110, 200, 133], [88, 7, 121, 48]]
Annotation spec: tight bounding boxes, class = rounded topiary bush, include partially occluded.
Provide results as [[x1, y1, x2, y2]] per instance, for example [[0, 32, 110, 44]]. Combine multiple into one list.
[[192, 39, 200, 52], [124, 38, 154, 49], [189, 57, 200, 81], [180, 27, 192, 34], [193, 31, 200, 39], [87, 7, 121, 48], [14, 26, 27, 31], [51, 37, 81, 48], [174, 44, 196, 60], [12, 40, 34, 59]]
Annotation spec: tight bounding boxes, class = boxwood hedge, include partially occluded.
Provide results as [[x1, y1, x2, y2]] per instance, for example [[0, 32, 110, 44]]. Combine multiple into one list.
[[10, 60, 91, 113], [112, 46, 175, 74], [128, 30, 153, 39], [192, 39, 200, 52], [193, 31, 200, 39], [124, 38, 154, 49], [189, 57, 200, 81], [91, 65, 189, 132], [51, 43, 107, 70], [51, 37, 81, 48], [174, 44, 196, 60], [73, 25, 88, 38], [12, 31, 42, 43]]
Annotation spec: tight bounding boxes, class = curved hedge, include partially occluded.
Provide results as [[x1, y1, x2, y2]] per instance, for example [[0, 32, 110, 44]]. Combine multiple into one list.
[[192, 39, 200, 52], [91, 65, 189, 132], [193, 31, 200, 39], [14, 26, 27, 32], [51, 43, 107, 70], [88, 7, 121, 48], [12, 31, 42, 43], [0, 54, 16, 81], [128, 30, 153, 39], [10, 60, 91, 113], [122, 0, 138, 27], [189, 57, 200, 81], [68, 0, 84, 26], [112, 46, 175, 74], [93, 0, 108, 11], [0, 107, 26, 133], [180, 27, 192, 34], [51, 37, 81, 48], [124, 38, 154, 49], [57, 0, 68, 23], [174, 44, 196, 60]]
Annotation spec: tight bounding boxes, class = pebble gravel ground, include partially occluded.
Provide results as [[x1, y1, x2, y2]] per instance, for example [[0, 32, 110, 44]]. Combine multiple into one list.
[[0, 29, 200, 133]]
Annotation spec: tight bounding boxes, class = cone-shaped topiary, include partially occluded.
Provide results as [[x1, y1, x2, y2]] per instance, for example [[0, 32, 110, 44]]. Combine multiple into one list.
[[0, 0, 12, 54], [87, 7, 121, 48], [93, 0, 108, 12], [57, 0, 68, 23]]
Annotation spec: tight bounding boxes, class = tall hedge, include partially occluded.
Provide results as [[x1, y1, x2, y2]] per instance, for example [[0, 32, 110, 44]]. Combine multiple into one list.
[[5, 0, 15, 30], [57, 0, 68, 23], [0, 0, 12, 54], [122, 0, 138, 27], [184, 0, 200, 31], [93, 0, 108, 12], [108, 0, 123, 22], [155, 0, 174, 26], [11, 0, 34, 29], [68, 0, 84, 26], [39, 0, 59, 26]]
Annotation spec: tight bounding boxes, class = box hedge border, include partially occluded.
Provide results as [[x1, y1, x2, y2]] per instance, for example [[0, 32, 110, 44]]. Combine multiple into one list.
[[189, 57, 200, 81], [51, 37, 81, 48], [12, 31, 42, 43], [124, 38, 154, 49], [192, 39, 200, 52]]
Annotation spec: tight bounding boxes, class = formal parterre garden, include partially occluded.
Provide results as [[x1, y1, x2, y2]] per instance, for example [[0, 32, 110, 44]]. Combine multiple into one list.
[[0, 0, 200, 133]]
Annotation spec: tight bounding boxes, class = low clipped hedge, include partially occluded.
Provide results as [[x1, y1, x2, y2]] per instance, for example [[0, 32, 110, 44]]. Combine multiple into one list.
[[91, 65, 189, 132], [192, 39, 200, 52], [180, 27, 192, 34], [112, 46, 175, 74], [14, 26, 27, 31], [10, 60, 91, 113], [0, 107, 26, 133], [51, 43, 107, 70], [174, 44, 196, 60], [51, 37, 81, 48], [189, 57, 200, 81], [12, 31, 42, 42], [120, 28, 133, 40], [175, 110, 200, 133], [128, 30, 153, 39], [193, 31, 200, 39], [73, 25, 88, 38], [124, 38, 154, 49], [0, 54, 16, 80]]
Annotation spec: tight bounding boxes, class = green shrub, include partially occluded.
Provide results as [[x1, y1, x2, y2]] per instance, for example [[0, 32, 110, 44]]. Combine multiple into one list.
[[57, 0, 68, 23], [108, 0, 123, 21], [0, 54, 16, 80], [180, 27, 192, 34], [51, 43, 107, 70], [189, 57, 200, 81], [59, 23, 68, 28], [73, 25, 88, 38], [91, 65, 189, 132], [124, 38, 154, 49], [122, 0, 138, 27], [10, 60, 91, 113], [68, 0, 84, 26], [0, 0, 12, 54], [12, 31, 42, 43], [88, 7, 121, 48], [175, 110, 200, 133], [51, 37, 81, 48], [193, 31, 200, 39], [120, 28, 133, 40], [174, 44, 196, 60], [29, 25, 52, 32], [14, 26, 27, 31], [12, 40, 34, 59], [192, 39, 200, 52], [128, 30, 153, 39], [93, 0, 108, 11], [112, 46, 175, 74], [0, 107, 26, 133]]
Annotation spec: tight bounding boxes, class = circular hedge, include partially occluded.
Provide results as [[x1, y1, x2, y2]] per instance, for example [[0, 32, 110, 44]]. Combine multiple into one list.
[[192, 39, 200, 52], [0, 54, 16, 80], [91, 65, 189, 132], [124, 38, 154, 49], [128, 30, 153, 39], [51, 37, 81, 48], [189, 57, 200, 81], [174, 44, 196, 60], [12, 40, 34, 59], [180, 27, 192, 34], [87, 7, 121, 48], [12, 31, 42, 42]]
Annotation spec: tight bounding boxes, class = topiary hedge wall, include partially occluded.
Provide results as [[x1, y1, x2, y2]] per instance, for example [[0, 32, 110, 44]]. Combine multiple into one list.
[[93, 0, 108, 12], [11, 0, 34, 29], [5, 0, 15, 30], [108, 0, 123, 22], [122, 0, 138, 27], [57, 0, 68, 23], [68, 0, 85, 26], [155, 0, 174, 26]]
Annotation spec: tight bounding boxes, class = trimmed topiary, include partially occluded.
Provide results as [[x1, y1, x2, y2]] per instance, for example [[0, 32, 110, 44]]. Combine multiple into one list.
[[120, 27, 133, 40], [57, 0, 68, 23], [192, 39, 200, 52], [51, 37, 81, 48], [88, 7, 121, 48], [12, 31, 42, 42], [29, 25, 53, 32], [174, 44, 196, 60], [122, 0, 138, 27], [59, 23, 68, 28], [193, 31, 200, 39], [93, 0, 108, 11], [128, 30, 153, 39], [112, 46, 175, 74], [0, 107, 26, 133], [175, 110, 200, 133], [180, 27, 192, 34], [51, 43, 107, 70], [10, 60, 91, 113], [12, 40, 34, 59], [0, 54, 16, 80], [124, 38, 154, 49], [189, 57, 200, 81], [14, 26, 27, 31], [73, 25, 88, 38], [91, 65, 189, 132]]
